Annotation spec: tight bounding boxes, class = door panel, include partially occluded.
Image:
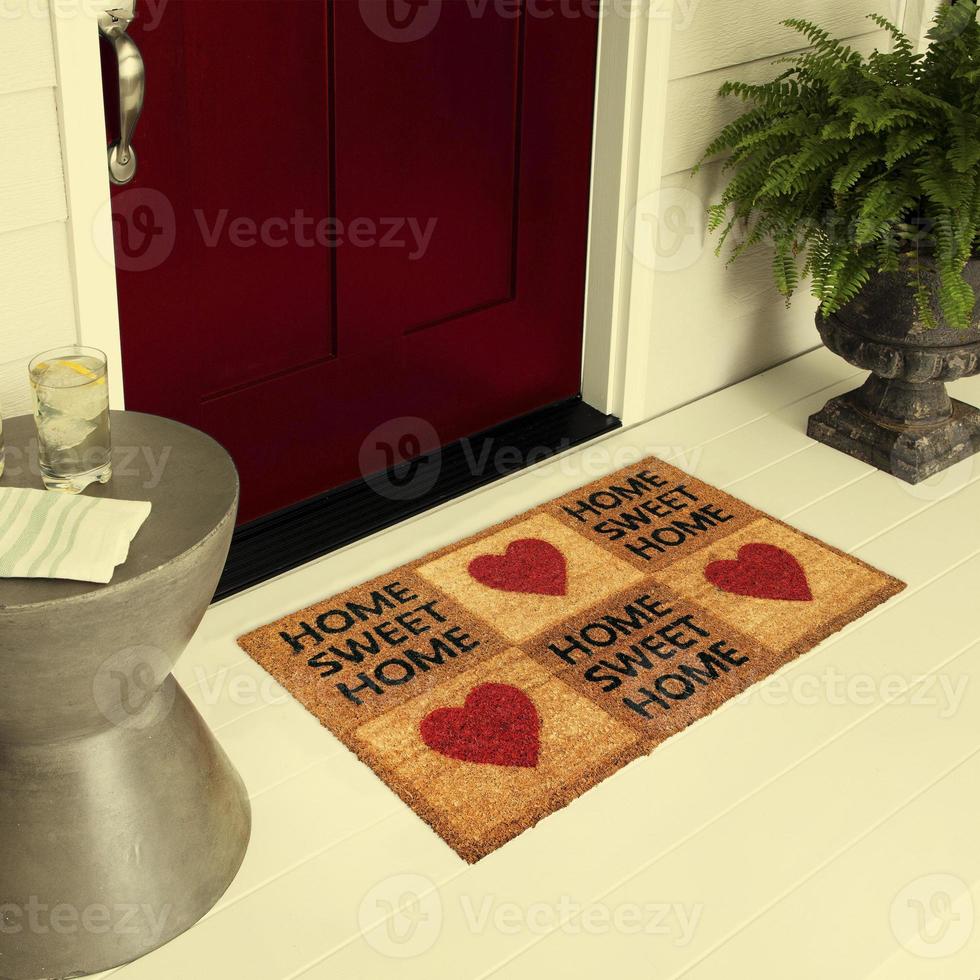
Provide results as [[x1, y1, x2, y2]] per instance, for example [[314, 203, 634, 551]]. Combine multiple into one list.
[[111, 0, 600, 522], [334, 0, 521, 345], [191, 2, 334, 396]]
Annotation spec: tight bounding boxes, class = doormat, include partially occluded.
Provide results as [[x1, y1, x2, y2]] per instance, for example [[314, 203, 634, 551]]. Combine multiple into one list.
[[237, 457, 904, 862]]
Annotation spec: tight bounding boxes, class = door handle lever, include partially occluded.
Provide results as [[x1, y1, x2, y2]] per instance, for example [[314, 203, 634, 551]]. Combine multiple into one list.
[[98, 1, 145, 185]]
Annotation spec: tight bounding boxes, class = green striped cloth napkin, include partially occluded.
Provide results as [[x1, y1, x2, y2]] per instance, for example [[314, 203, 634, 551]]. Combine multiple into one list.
[[0, 487, 151, 584]]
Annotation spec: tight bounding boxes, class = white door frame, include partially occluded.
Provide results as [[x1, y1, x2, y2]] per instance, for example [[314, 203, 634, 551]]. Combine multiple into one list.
[[50, 0, 126, 408], [900, 0, 945, 50], [49, 0, 675, 425], [582, 1, 673, 425]]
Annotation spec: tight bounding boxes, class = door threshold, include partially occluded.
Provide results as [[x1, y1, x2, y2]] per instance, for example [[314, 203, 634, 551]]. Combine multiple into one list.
[[215, 397, 620, 600]]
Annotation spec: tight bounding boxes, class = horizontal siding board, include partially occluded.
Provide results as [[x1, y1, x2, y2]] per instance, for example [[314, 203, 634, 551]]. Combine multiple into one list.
[[644, 163, 820, 416], [662, 30, 888, 177], [0, 221, 76, 372], [0, 0, 56, 96], [669, 0, 898, 80], [0, 357, 36, 418], [646, 12, 896, 417], [0, 87, 67, 234], [0, 2, 77, 423]]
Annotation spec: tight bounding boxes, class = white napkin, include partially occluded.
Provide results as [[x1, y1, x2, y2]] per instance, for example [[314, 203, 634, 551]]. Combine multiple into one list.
[[0, 487, 151, 584]]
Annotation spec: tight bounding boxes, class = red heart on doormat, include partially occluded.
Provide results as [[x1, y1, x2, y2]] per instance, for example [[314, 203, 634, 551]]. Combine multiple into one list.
[[420, 683, 540, 768], [705, 542, 813, 601], [468, 538, 567, 596]]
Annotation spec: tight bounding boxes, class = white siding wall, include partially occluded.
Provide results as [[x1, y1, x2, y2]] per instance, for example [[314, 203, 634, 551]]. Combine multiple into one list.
[[644, 0, 901, 416], [0, 0, 76, 419]]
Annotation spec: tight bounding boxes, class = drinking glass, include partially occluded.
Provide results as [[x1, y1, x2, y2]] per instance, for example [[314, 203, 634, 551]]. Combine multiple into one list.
[[29, 346, 112, 492]]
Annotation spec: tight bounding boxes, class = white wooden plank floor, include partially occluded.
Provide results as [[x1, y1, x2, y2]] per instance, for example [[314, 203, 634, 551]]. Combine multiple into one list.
[[97, 348, 980, 979]]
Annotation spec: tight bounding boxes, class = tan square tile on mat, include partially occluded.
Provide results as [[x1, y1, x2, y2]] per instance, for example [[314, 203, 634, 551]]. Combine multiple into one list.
[[238, 456, 906, 862], [415, 512, 645, 643], [237, 570, 511, 737], [650, 518, 901, 656], [354, 648, 643, 862], [546, 458, 761, 571], [524, 583, 785, 748]]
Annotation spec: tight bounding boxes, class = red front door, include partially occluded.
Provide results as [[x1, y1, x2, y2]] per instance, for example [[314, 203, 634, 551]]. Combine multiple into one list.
[[110, 0, 599, 522]]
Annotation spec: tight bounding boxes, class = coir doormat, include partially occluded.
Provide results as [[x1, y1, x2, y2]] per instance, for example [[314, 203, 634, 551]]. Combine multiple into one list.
[[238, 457, 904, 862]]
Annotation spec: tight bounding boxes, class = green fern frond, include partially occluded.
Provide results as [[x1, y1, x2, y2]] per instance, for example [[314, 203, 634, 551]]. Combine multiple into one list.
[[831, 146, 884, 194], [698, 5, 980, 330], [773, 239, 800, 299], [867, 12, 913, 60], [884, 128, 933, 168], [928, 0, 980, 45], [949, 111, 980, 172]]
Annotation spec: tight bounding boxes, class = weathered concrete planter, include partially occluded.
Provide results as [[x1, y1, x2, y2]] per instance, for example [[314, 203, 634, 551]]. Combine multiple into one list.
[[808, 258, 980, 483]]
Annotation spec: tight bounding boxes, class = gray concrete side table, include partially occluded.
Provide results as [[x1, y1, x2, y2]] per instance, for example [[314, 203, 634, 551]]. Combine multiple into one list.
[[0, 412, 251, 980]]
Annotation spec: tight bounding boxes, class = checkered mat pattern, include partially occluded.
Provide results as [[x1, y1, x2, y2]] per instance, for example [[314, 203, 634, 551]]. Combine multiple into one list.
[[238, 458, 905, 862]]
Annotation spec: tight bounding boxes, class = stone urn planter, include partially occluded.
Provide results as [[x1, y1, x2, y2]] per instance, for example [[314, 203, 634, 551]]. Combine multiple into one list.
[[808, 257, 980, 483]]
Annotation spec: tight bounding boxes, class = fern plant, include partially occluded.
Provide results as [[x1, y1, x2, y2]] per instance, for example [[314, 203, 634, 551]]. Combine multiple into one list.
[[699, 1, 980, 329]]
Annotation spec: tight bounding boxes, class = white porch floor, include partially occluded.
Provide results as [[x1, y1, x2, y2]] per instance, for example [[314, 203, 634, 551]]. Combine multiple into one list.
[[98, 348, 980, 979]]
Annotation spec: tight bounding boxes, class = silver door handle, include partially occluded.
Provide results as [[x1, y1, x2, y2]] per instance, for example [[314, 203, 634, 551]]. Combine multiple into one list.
[[98, 1, 144, 185]]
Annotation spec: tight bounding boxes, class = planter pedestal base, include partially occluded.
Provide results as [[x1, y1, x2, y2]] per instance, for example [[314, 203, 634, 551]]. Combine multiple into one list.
[[808, 262, 980, 482], [808, 387, 980, 484]]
